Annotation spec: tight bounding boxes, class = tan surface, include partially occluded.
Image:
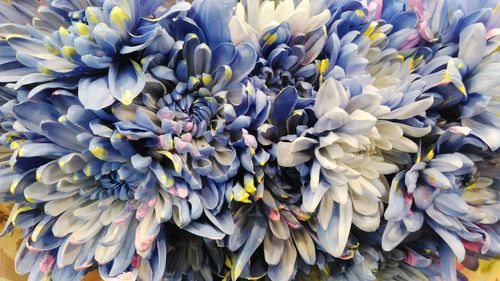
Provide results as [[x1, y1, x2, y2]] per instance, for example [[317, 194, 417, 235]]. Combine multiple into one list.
[[460, 258, 500, 281], [0, 203, 102, 281]]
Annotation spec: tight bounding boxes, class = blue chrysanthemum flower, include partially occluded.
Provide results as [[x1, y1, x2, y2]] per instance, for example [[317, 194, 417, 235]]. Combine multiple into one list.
[[0, 0, 193, 109], [249, 21, 326, 96], [418, 21, 500, 150], [222, 1, 436, 280], [0, 89, 172, 279], [217, 79, 316, 281], [382, 128, 500, 279], [0, 0, 258, 279]]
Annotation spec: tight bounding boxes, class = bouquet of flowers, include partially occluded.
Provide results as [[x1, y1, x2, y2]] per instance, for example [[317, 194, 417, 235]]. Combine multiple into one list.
[[0, 0, 499, 280]]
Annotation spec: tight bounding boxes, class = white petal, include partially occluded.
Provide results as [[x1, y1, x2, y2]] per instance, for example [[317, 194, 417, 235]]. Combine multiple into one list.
[[338, 109, 377, 135], [264, 231, 284, 265], [305, 10, 331, 32], [57, 237, 82, 268], [352, 210, 381, 232], [314, 78, 349, 117], [229, 17, 256, 46], [275, 0, 295, 23], [390, 136, 418, 152], [378, 97, 433, 120], [257, 1, 275, 31]]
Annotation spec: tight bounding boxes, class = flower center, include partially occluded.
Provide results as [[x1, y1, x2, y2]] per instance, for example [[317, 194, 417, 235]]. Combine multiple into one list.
[[158, 77, 219, 138], [98, 172, 136, 201]]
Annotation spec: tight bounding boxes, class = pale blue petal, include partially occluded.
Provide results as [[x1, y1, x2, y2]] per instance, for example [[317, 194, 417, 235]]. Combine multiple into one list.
[[108, 60, 146, 105], [78, 76, 116, 110], [458, 23, 486, 70]]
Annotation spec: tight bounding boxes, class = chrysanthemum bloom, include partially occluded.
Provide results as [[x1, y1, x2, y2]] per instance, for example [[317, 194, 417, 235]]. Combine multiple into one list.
[[229, 0, 332, 97], [408, 1, 500, 150], [217, 80, 317, 281], [249, 21, 327, 96], [229, 0, 331, 50], [110, 27, 257, 241], [274, 75, 432, 252], [383, 128, 500, 280], [223, 1, 434, 280], [269, 0, 431, 260], [0, 0, 259, 279], [221, 2, 329, 280], [0, 0, 191, 108], [0, 89, 167, 279]]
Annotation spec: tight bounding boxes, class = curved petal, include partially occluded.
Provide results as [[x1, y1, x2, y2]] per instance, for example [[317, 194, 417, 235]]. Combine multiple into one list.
[[79, 76, 116, 110], [108, 59, 146, 105]]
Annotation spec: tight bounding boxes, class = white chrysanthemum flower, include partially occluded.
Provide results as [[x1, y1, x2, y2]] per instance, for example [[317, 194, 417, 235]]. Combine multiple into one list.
[[273, 76, 433, 257], [229, 0, 331, 49]]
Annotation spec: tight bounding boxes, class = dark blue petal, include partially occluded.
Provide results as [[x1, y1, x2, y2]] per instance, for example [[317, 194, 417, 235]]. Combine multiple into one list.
[[172, 16, 206, 43], [231, 215, 267, 280], [269, 86, 298, 129], [229, 43, 257, 83], [210, 43, 236, 73], [190, 0, 236, 48]]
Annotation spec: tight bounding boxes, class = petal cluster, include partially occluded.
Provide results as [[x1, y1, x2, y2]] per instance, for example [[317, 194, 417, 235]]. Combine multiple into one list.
[[0, 0, 498, 281]]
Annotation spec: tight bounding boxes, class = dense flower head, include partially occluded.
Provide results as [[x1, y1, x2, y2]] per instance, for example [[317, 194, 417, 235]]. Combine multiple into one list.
[[383, 128, 500, 260], [0, 0, 499, 281], [251, 21, 326, 95]]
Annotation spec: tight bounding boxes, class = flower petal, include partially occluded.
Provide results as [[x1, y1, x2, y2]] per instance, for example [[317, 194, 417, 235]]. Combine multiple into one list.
[[314, 78, 349, 118], [267, 239, 297, 281], [291, 227, 316, 265], [270, 87, 298, 128], [231, 215, 267, 280], [317, 198, 353, 257], [79, 76, 116, 110], [191, 0, 236, 48], [108, 59, 146, 105], [458, 23, 486, 70]]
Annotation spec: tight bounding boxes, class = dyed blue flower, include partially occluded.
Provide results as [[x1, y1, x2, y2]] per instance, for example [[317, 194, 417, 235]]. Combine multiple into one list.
[[383, 128, 500, 275]]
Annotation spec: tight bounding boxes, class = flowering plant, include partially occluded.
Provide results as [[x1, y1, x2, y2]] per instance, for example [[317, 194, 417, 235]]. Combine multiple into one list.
[[0, 0, 499, 280]]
